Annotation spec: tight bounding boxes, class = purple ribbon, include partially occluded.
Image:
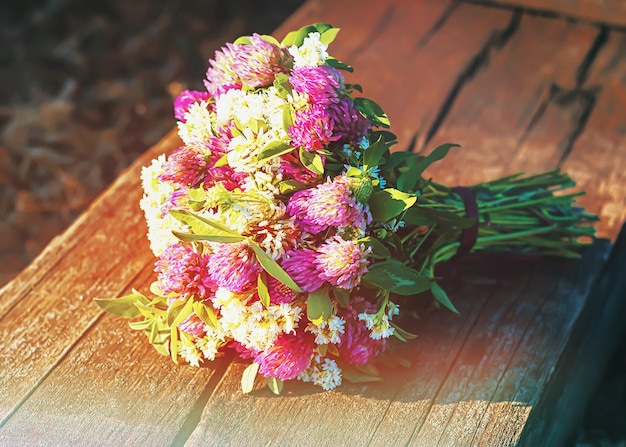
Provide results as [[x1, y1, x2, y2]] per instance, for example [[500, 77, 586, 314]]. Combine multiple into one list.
[[452, 186, 479, 257]]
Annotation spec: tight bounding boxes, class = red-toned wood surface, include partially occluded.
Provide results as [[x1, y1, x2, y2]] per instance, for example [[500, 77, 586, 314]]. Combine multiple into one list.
[[473, 0, 626, 28], [2, 0, 626, 446]]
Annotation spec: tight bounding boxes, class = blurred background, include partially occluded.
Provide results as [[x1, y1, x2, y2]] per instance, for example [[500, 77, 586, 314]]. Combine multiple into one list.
[[0, 0, 304, 285]]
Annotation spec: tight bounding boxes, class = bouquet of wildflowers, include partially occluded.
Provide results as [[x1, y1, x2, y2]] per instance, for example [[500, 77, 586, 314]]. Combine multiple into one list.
[[96, 24, 596, 393]]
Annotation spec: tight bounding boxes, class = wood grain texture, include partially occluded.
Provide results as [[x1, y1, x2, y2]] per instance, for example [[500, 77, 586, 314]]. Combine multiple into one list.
[[426, 14, 599, 186], [560, 31, 626, 239], [0, 130, 181, 425], [519, 225, 626, 445], [0, 264, 226, 447], [470, 0, 626, 28], [276, 0, 513, 152]]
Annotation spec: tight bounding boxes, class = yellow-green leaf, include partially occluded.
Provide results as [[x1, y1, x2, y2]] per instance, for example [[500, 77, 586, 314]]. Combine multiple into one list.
[[430, 281, 459, 314], [257, 272, 271, 307], [242, 362, 260, 394], [266, 377, 283, 395], [94, 291, 149, 319], [299, 147, 324, 175], [307, 287, 333, 323], [193, 300, 218, 328], [249, 241, 302, 293], [368, 188, 417, 222]]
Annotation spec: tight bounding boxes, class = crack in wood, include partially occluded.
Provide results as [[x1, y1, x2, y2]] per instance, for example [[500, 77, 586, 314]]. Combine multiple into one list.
[[169, 350, 236, 447], [576, 27, 609, 87], [403, 292, 494, 444], [457, 0, 626, 32], [346, 3, 397, 61], [416, 2, 460, 48], [0, 310, 106, 429], [556, 86, 599, 167], [423, 10, 522, 148], [516, 82, 599, 169]]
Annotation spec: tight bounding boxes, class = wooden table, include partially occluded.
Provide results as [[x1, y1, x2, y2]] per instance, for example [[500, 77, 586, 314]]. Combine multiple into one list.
[[2, 1, 626, 445]]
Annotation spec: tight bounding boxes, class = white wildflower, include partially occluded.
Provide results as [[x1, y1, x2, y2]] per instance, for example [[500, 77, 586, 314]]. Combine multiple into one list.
[[139, 155, 182, 256], [358, 312, 395, 340], [215, 289, 303, 352], [177, 101, 215, 146], [307, 315, 346, 345], [196, 327, 226, 361], [180, 344, 202, 367], [297, 354, 342, 390], [289, 32, 328, 68]]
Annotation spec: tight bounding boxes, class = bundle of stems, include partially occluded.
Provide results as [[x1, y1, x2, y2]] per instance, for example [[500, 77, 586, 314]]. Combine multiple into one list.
[[395, 169, 598, 279]]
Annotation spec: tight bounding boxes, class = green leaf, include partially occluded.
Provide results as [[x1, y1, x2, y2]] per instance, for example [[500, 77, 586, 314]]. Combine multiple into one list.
[[345, 166, 363, 178], [214, 154, 229, 167], [170, 210, 240, 237], [282, 104, 294, 130], [283, 24, 331, 48], [403, 206, 476, 229], [257, 272, 270, 308], [266, 377, 284, 395], [382, 151, 415, 171], [325, 57, 353, 72], [312, 23, 334, 34], [354, 97, 390, 128], [193, 300, 218, 328], [299, 148, 324, 175], [281, 30, 298, 47], [390, 322, 418, 340], [362, 260, 431, 295], [94, 291, 150, 318], [167, 298, 187, 326], [173, 231, 245, 244], [169, 297, 194, 364], [363, 136, 389, 170], [257, 141, 294, 162], [412, 143, 460, 177], [259, 34, 280, 46], [188, 187, 206, 202], [135, 300, 166, 320], [248, 241, 303, 292], [345, 83, 362, 93], [368, 188, 417, 222], [332, 286, 350, 308], [341, 365, 382, 383], [233, 35, 251, 45], [129, 319, 152, 330], [306, 287, 333, 324], [279, 179, 308, 195], [372, 130, 398, 146], [242, 362, 260, 394], [358, 236, 391, 259], [320, 27, 341, 45], [430, 281, 459, 314]]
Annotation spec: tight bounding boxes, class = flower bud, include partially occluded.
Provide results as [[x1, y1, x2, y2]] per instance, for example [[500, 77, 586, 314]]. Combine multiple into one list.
[[349, 176, 373, 203]]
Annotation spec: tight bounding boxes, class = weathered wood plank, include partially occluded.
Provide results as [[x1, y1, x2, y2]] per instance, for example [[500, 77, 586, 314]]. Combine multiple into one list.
[[0, 265, 225, 447], [518, 224, 626, 444], [560, 31, 626, 239], [468, 0, 626, 29], [426, 14, 599, 186], [275, 0, 514, 151], [0, 131, 180, 424], [350, 2, 514, 151]]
